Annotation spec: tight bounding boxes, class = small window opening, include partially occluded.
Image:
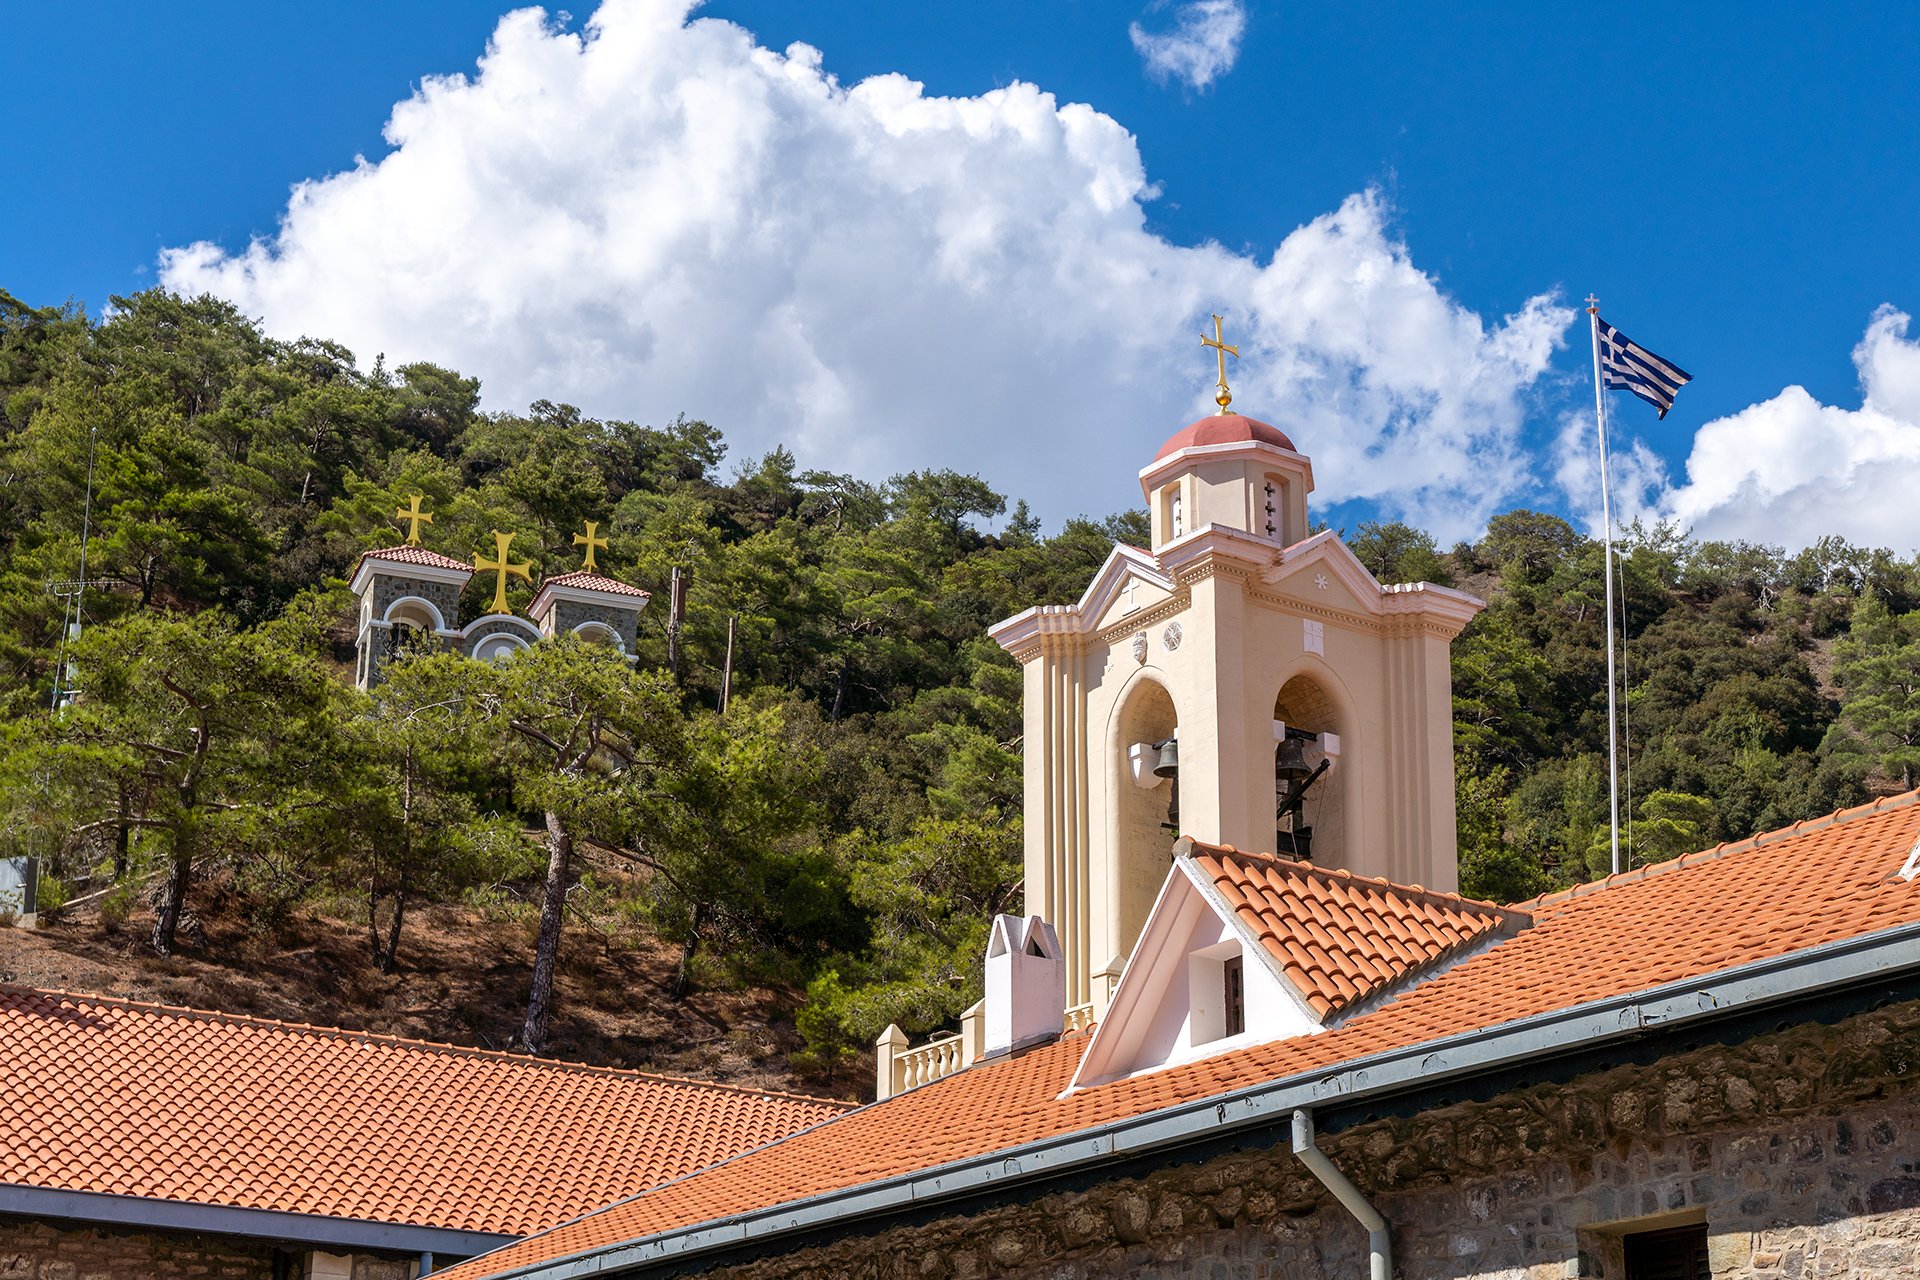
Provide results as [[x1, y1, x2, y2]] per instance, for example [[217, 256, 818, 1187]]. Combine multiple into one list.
[[1170, 490, 1184, 538], [1624, 1224, 1709, 1280], [1223, 956, 1245, 1037], [1025, 933, 1047, 957], [1263, 482, 1277, 539]]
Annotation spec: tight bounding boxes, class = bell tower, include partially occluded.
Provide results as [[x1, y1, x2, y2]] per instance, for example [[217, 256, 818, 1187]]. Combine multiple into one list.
[[989, 376, 1484, 1007]]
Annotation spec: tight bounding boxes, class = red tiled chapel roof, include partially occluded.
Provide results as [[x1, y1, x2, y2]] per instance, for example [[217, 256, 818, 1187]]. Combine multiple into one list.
[[0, 990, 851, 1238], [443, 790, 1920, 1279]]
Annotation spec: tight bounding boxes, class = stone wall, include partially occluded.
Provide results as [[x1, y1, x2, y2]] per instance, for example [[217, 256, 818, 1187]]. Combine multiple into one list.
[[550, 599, 640, 651], [0, 1221, 414, 1280], [0, 1220, 278, 1280], [695, 1000, 1920, 1280], [365, 575, 464, 631]]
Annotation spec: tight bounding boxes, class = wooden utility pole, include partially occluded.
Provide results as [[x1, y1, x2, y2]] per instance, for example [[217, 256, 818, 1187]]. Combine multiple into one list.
[[720, 616, 736, 714], [667, 567, 686, 681]]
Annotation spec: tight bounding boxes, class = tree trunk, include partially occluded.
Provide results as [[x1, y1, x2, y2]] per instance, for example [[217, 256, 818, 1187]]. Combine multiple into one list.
[[380, 885, 407, 975], [520, 810, 573, 1052], [151, 833, 192, 955], [669, 902, 706, 1002], [113, 782, 132, 881], [831, 655, 850, 722]]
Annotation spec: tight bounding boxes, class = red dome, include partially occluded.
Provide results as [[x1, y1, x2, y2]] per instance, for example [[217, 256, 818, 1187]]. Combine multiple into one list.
[[1154, 414, 1296, 461]]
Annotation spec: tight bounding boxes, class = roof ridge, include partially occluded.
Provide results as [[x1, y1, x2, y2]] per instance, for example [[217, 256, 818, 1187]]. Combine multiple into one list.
[[1178, 838, 1530, 926], [0, 983, 851, 1108], [1511, 787, 1920, 915]]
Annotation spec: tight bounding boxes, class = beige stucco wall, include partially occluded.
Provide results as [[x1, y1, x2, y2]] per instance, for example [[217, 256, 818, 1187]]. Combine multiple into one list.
[[1003, 534, 1476, 1002]]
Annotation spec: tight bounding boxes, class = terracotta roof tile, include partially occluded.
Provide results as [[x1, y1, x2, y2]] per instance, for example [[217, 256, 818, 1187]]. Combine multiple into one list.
[[1185, 841, 1526, 1020], [0, 989, 850, 1236], [444, 791, 1920, 1279], [355, 545, 475, 575], [540, 571, 651, 599]]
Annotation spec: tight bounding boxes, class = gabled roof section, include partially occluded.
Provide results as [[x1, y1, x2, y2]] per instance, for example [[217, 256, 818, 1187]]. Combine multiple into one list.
[[987, 543, 1175, 654], [437, 792, 1920, 1280], [1180, 838, 1529, 1021], [348, 545, 476, 596], [356, 545, 475, 574], [538, 570, 650, 599], [0, 987, 851, 1238]]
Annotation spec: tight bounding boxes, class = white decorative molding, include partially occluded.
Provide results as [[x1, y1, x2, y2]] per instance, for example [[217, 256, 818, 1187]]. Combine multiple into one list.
[[1303, 618, 1324, 655]]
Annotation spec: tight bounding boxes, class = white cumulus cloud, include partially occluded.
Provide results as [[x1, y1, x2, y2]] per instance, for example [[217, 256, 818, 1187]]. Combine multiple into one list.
[[1129, 0, 1247, 92], [1564, 307, 1920, 553], [160, 0, 1569, 541]]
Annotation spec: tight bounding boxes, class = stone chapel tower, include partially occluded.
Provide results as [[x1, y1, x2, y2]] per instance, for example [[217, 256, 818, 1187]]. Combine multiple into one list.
[[988, 411, 1483, 1006]]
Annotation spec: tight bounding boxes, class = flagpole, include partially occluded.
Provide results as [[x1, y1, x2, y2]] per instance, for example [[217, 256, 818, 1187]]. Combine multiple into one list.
[[1587, 296, 1621, 876]]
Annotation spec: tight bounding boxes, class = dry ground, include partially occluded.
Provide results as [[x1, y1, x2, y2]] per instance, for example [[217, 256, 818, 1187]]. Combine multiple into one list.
[[0, 877, 871, 1103]]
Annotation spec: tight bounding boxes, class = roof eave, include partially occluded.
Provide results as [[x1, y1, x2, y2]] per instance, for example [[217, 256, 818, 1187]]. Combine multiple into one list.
[[456, 918, 1920, 1280], [0, 1183, 520, 1259]]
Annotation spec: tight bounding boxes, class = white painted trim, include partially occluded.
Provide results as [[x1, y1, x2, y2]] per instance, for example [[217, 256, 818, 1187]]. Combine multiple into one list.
[[348, 556, 473, 597], [1136, 438, 1316, 502], [381, 595, 450, 632], [527, 581, 652, 623]]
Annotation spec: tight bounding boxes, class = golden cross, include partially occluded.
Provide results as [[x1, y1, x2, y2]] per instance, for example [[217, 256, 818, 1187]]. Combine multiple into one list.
[[472, 530, 532, 615], [1201, 313, 1239, 415], [396, 494, 434, 546], [572, 520, 608, 572]]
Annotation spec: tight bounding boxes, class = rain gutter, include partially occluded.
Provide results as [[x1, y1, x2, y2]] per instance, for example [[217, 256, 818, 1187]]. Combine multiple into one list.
[[1292, 1107, 1389, 1280], [471, 918, 1920, 1280], [0, 1184, 517, 1260]]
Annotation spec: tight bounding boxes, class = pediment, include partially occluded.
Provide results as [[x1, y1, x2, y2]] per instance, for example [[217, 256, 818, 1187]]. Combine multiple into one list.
[[1065, 840, 1529, 1094], [1256, 531, 1384, 606], [1078, 546, 1177, 631]]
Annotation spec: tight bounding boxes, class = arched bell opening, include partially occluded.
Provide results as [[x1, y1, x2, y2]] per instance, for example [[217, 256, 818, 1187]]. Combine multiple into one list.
[[472, 633, 530, 664], [1273, 674, 1346, 869], [572, 620, 624, 652], [1115, 678, 1179, 959]]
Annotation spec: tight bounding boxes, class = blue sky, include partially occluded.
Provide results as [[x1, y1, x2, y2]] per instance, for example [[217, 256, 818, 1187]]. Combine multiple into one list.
[[6, 2, 1918, 548]]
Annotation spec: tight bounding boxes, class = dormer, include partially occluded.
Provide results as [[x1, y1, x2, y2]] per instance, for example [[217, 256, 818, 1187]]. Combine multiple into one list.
[[1138, 414, 1316, 553], [1064, 839, 1529, 1092]]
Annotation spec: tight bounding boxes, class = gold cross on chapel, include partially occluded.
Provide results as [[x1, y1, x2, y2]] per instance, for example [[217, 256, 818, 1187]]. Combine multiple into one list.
[[573, 521, 608, 572], [1201, 314, 1239, 415], [473, 530, 532, 615], [396, 494, 433, 546]]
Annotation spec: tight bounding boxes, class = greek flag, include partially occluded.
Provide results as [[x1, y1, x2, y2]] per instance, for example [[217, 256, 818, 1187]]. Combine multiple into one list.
[[1597, 317, 1692, 419]]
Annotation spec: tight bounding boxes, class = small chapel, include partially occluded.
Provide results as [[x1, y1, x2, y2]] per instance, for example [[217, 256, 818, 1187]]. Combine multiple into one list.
[[347, 510, 651, 688]]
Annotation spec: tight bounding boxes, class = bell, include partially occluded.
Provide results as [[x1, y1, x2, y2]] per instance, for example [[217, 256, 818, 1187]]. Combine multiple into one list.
[[1275, 735, 1311, 783], [1153, 737, 1180, 778]]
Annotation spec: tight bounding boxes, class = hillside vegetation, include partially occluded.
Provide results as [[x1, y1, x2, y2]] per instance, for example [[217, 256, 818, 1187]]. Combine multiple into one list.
[[2, 287, 1916, 1095]]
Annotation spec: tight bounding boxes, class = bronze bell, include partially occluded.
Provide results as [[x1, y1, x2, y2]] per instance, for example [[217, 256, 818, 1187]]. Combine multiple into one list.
[[1275, 735, 1311, 783], [1153, 737, 1180, 778]]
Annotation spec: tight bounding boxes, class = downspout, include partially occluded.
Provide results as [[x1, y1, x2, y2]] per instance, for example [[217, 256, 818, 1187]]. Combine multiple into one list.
[[1292, 1108, 1390, 1280]]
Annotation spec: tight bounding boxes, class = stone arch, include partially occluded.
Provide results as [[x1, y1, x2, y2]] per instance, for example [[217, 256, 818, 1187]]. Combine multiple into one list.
[[1106, 670, 1181, 963], [471, 632, 531, 663], [571, 620, 625, 652], [1270, 667, 1352, 871], [382, 596, 447, 632]]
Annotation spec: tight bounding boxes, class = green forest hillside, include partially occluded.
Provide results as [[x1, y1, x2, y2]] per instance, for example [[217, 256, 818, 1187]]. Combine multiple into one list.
[[3, 287, 1918, 1085]]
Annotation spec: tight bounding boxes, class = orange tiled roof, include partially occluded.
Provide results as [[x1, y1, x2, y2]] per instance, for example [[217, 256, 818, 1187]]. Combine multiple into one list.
[[443, 791, 1920, 1278], [540, 570, 650, 599], [0, 989, 850, 1236], [1185, 839, 1528, 1019], [357, 545, 475, 574]]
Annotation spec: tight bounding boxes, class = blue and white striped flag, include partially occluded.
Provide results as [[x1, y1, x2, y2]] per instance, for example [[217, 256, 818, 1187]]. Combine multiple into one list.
[[1597, 318, 1692, 419]]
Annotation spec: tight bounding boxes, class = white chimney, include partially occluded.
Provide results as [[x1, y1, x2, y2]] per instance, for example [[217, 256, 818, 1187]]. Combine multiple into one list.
[[985, 914, 1065, 1057]]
